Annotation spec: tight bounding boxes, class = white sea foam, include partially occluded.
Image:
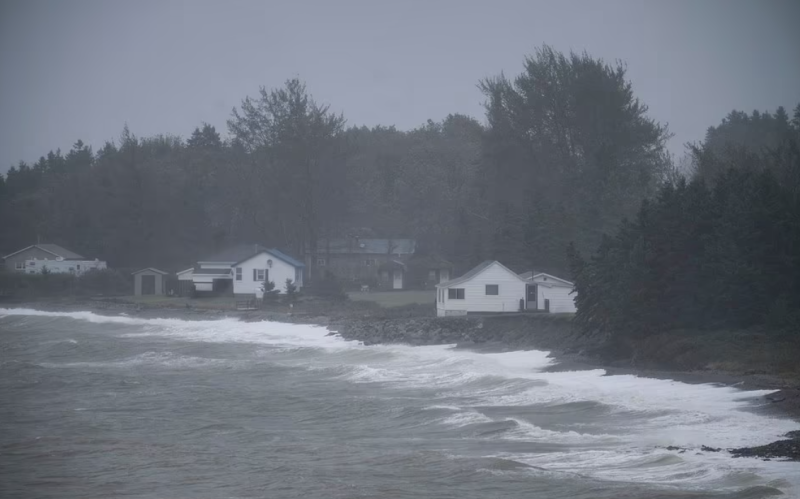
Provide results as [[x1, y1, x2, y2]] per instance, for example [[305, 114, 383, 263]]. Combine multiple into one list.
[[3, 307, 799, 493]]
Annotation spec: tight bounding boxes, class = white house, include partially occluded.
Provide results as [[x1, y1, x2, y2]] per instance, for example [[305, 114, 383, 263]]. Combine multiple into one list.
[[3, 243, 107, 275], [519, 271, 577, 314], [233, 249, 304, 298], [435, 261, 527, 317], [189, 244, 304, 297]]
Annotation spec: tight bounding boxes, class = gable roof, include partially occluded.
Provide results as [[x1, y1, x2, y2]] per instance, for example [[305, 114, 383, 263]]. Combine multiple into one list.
[[436, 260, 525, 288], [233, 248, 305, 268], [525, 272, 574, 287], [192, 267, 232, 275], [313, 238, 416, 255], [176, 267, 194, 276], [199, 244, 269, 263], [4, 243, 84, 260], [131, 268, 169, 275]]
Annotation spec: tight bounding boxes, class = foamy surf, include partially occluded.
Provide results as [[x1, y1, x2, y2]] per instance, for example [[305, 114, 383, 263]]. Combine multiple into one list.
[[2, 307, 799, 496]]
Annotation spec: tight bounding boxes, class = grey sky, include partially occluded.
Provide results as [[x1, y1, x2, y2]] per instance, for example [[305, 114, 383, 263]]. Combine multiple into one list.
[[1, 0, 799, 172]]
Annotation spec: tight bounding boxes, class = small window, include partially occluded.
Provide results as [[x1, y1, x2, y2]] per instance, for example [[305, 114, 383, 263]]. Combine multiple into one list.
[[486, 284, 499, 295], [28, 261, 35, 266], [317, 258, 326, 266], [255, 269, 266, 281], [428, 270, 436, 280], [364, 259, 375, 267], [236, 267, 242, 281], [77, 264, 81, 270], [15, 262, 24, 270], [448, 288, 465, 299]]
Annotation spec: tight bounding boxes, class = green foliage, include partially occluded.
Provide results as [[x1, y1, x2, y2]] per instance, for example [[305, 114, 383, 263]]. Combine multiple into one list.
[[572, 139, 800, 338], [0, 269, 131, 299], [261, 279, 279, 303], [477, 45, 672, 273], [306, 271, 348, 301], [284, 278, 298, 303]]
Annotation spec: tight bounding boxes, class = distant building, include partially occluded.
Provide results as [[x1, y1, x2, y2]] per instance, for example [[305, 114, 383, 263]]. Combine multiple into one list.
[[3, 244, 107, 275], [308, 237, 416, 289], [185, 244, 305, 297], [132, 268, 168, 296]]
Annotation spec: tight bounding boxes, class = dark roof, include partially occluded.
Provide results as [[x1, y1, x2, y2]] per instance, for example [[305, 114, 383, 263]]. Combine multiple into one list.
[[131, 268, 169, 275], [518, 270, 542, 280], [4, 243, 84, 260], [263, 248, 305, 268], [409, 253, 454, 269], [192, 268, 232, 275], [199, 244, 269, 263], [312, 238, 416, 255], [378, 259, 407, 271], [437, 260, 525, 288]]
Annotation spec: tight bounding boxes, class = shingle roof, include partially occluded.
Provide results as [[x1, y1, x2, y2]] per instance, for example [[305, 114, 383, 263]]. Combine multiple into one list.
[[313, 238, 416, 255], [3, 243, 84, 260], [131, 268, 169, 275], [192, 268, 233, 275], [38, 244, 84, 259], [265, 248, 305, 268], [437, 260, 527, 288], [199, 244, 269, 263]]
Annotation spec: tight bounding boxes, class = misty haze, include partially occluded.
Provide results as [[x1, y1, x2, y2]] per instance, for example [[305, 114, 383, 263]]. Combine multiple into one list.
[[1, 1, 800, 498]]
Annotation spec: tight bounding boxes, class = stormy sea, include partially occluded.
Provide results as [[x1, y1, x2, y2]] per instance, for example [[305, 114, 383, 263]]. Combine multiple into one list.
[[1, 308, 798, 499]]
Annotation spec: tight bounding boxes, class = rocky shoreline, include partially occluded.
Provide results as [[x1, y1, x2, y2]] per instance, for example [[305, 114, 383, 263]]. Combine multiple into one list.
[[4, 299, 800, 461]]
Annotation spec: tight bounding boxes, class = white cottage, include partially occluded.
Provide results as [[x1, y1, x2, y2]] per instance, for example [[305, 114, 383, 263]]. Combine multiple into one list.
[[519, 271, 577, 314], [436, 261, 527, 317], [233, 249, 304, 298], [188, 244, 305, 297]]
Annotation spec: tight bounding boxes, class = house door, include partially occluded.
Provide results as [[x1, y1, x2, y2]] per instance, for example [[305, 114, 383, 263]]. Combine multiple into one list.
[[526, 284, 537, 310], [141, 275, 156, 295], [393, 270, 403, 290]]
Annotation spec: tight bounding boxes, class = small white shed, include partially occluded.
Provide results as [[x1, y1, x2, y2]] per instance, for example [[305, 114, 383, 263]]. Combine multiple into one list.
[[435, 261, 526, 317], [519, 271, 577, 314]]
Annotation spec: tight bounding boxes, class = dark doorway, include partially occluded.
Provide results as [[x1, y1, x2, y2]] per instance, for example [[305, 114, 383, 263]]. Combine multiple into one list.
[[141, 275, 156, 295], [526, 284, 537, 310]]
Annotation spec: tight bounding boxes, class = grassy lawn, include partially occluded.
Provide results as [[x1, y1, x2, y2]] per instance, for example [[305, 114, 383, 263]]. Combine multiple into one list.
[[347, 290, 435, 308]]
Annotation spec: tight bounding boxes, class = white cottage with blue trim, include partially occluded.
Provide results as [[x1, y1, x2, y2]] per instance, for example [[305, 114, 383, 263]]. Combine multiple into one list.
[[189, 244, 304, 297]]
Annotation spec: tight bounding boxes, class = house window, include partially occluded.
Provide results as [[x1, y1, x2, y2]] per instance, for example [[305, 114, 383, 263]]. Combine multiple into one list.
[[428, 270, 436, 281], [77, 264, 81, 270], [317, 258, 326, 266], [254, 269, 267, 281], [486, 284, 499, 295], [28, 261, 35, 266], [364, 259, 375, 266], [236, 267, 242, 281], [15, 262, 24, 270], [448, 288, 465, 300]]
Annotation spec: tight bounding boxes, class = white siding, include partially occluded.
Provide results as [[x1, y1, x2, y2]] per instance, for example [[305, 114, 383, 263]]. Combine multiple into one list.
[[537, 285, 577, 313], [24, 259, 107, 275], [529, 274, 577, 313], [233, 253, 303, 297], [436, 262, 525, 317], [177, 269, 194, 281]]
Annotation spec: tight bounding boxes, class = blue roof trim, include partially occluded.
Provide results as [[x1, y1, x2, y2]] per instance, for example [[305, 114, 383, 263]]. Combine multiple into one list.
[[267, 248, 305, 268]]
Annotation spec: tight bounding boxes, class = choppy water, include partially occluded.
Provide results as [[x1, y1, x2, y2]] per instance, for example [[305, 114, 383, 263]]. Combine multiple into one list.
[[1, 308, 799, 499]]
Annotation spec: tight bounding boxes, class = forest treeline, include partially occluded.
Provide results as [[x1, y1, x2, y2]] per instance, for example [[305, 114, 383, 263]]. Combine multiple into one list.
[[1, 45, 799, 335], [0, 46, 672, 276], [571, 109, 800, 334]]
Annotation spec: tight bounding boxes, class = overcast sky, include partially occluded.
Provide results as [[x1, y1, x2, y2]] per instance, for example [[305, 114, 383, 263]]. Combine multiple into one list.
[[1, 0, 799, 172]]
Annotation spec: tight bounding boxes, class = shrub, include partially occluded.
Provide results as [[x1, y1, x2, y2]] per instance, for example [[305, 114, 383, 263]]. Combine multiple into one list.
[[306, 271, 348, 301], [284, 279, 298, 303]]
